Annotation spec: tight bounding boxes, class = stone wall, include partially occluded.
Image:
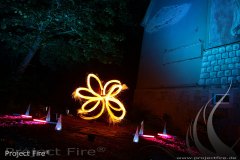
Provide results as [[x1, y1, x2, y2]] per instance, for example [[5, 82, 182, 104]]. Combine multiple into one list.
[[199, 42, 240, 86]]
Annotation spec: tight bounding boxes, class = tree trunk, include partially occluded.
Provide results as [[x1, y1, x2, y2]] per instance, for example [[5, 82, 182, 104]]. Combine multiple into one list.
[[17, 35, 42, 75], [17, 20, 49, 77]]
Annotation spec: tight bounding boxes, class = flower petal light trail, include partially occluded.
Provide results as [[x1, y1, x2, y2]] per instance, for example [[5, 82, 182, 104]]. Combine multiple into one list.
[[73, 73, 127, 123]]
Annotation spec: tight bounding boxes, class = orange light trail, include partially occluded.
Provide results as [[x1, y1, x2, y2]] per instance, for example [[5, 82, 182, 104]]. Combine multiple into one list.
[[73, 73, 127, 123]]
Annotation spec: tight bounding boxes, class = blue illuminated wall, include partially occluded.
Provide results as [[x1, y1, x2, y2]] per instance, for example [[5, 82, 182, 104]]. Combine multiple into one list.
[[134, 0, 240, 137], [137, 0, 207, 87], [208, 0, 240, 48]]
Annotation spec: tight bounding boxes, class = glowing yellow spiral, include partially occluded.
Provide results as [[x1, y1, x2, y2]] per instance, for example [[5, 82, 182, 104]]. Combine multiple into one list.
[[73, 73, 127, 123]]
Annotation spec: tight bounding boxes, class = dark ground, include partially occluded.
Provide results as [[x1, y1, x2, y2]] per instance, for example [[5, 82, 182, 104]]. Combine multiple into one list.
[[1, 114, 239, 160], [0, 115, 194, 160]]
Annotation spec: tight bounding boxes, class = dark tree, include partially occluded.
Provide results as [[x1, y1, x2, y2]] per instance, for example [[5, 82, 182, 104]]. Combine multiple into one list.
[[0, 0, 130, 75], [0, 0, 149, 111]]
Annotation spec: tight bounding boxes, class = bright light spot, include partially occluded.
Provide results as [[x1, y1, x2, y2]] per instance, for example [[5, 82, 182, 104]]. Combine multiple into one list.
[[55, 115, 62, 131], [25, 105, 31, 116], [139, 121, 144, 135], [141, 135, 155, 138], [21, 115, 32, 118], [33, 119, 47, 123], [56, 126, 61, 131], [133, 127, 139, 143], [66, 109, 70, 115], [46, 107, 51, 122], [157, 133, 174, 139], [163, 122, 167, 134], [73, 73, 127, 123]]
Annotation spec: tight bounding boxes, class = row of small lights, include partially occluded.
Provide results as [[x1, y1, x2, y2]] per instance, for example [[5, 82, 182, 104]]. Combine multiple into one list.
[[20, 105, 62, 131], [133, 121, 175, 143]]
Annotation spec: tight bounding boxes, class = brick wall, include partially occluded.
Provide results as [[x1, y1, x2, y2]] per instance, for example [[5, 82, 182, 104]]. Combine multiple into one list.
[[199, 42, 240, 86]]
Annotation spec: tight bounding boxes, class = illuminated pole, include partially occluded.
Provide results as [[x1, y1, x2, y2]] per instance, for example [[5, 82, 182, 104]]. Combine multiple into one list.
[[133, 127, 139, 143], [25, 104, 31, 116], [139, 121, 144, 135], [55, 114, 62, 131], [46, 107, 51, 122]]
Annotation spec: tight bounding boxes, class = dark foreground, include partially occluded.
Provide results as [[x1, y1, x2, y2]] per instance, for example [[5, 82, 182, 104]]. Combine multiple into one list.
[[0, 115, 206, 160]]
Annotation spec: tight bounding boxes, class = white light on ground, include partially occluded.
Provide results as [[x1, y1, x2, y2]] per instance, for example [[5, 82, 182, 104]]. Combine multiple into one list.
[[55, 114, 62, 131], [133, 127, 139, 143]]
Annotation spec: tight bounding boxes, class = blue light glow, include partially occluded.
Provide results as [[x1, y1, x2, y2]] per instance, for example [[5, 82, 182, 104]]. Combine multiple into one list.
[[46, 107, 51, 122], [133, 127, 139, 143], [144, 3, 191, 33], [163, 122, 167, 135], [25, 104, 30, 116], [139, 121, 144, 135], [55, 114, 62, 131]]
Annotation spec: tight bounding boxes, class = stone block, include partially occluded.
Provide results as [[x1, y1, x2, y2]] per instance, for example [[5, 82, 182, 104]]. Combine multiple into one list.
[[200, 73, 210, 79], [208, 55, 216, 61], [217, 71, 224, 77], [210, 72, 217, 78], [214, 66, 221, 71], [202, 56, 208, 62], [224, 70, 232, 76], [226, 45, 233, 52], [229, 51, 236, 57], [228, 77, 236, 83], [203, 50, 211, 56], [237, 76, 240, 82], [218, 59, 225, 65], [207, 66, 213, 72], [236, 63, 240, 68], [212, 48, 219, 54], [221, 65, 228, 71], [201, 68, 207, 73], [228, 64, 235, 70], [236, 50, 240, 56], [222, 52, 228, 59], [232, 69, 240, 76], [221, 77, 228, 84], [211, 60, 217, 66], [233, 43, 239, 50], [216, 54, 222, 60], [232, 57, 240, 63], [212, 78, 221, 84], [225, 58, 232, 64], [202, 62, 210, 67], [219, 47, 225, 53]]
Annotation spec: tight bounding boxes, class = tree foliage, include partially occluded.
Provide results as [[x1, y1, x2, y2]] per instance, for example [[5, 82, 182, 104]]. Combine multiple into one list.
[[0, 0, 131, 71]]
